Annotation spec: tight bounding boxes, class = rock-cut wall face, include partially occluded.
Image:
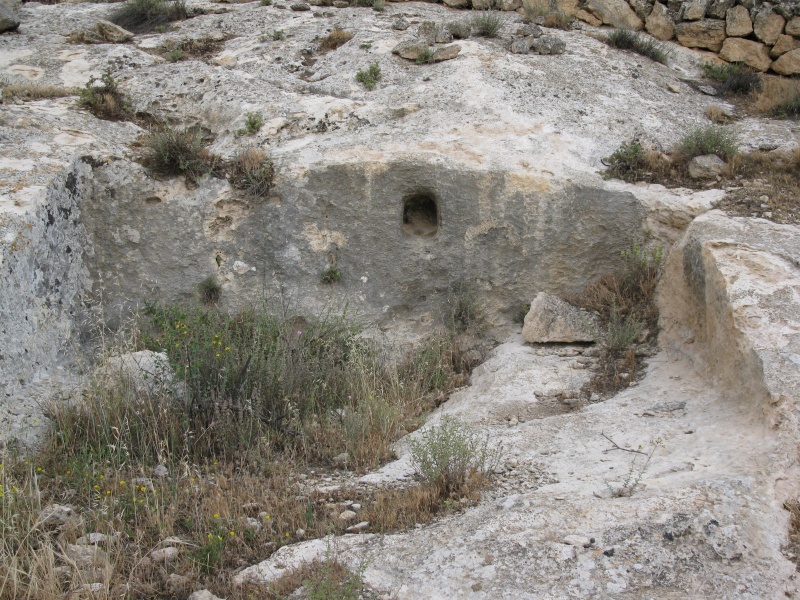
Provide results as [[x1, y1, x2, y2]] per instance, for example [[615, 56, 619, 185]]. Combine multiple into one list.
[[78, 156, 647, 330], [0, 158, 92, 397]]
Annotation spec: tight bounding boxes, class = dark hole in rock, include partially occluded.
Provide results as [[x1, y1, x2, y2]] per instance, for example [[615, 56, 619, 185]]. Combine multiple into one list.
[[403, 192, 439, 237]]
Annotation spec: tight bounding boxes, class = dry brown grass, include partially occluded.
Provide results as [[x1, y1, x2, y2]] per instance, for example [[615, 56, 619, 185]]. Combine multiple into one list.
[[1, 83, 76, 101], [705, 104, 732, 124], [750, 75, 800, 119], [227, 147, 275, 200], [569, 244, 662, 398], [318, 28, 354, 52]]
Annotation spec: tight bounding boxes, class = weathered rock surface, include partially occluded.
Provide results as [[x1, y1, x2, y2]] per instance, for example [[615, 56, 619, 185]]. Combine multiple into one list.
[[724, 4, 752, 36], [530, 34, 566, 54], [788, 16, 800, 37], [675, 18, 726, 51], [522, 292, 597, 343], [687, 153, 727, 178], [102, 351, 177, 397], [0, 0, 19, 33], [585, 0, 644, 29], [646, 1, 675, 39], [719, 36, 772, 71], [773, 47, 800, 74], [771, 34, 800, 58], [753, 8, 785, 45]]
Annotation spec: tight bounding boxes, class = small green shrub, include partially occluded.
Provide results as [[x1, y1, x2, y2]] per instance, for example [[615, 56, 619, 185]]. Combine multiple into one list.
[[78, 69, 132, 121], [674, 126, 738, 163], [702, 61, 761, 96], [166, 48, 185, 62], [601, 306, 643, 352], [416, 47, 435, 64], [261, 0, 271, 4], [605, 29, 670, 64], [198, 276, 222, 304], [236, 111, 263, 136], [371, 0, 385, 11], [472, 11, 505, 38], [144, 125, 217, 180], [445, 281, 480, 333], [602, 141, 648, 182], [272, 29, 285, 41], [356, 62, 382, 90], [321, 266, 342, 284], [110, 0, 187, 33], [227, 147, 275, 199], [410, 416, 500, 496], [447, 20, 471, 39]]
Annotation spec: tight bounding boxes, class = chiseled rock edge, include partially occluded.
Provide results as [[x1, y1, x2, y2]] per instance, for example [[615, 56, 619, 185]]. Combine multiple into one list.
[[658, 210, 800, 434]]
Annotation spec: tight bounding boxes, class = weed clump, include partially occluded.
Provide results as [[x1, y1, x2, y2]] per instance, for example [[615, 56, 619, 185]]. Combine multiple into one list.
[[605, 29, 670, 64], [416, 47, 435, 64], [445, 281, 480, 334], [751, 75, 800, 119], [702, 61, 761, 96], [321, 266, 342, 284], [410, 416, 500, 496], [236, 111, 264, 136], [166, 48, 185, 62], [602, 141, 649, 182], [110, 0, 188, 33], [143, 125, 217, 180], [227, 147, 275, 199], [198, 276, 222, 304], [78, 69, 132, 121], [319, 28, 354, 51], [673, 125, 738, 164], [472, 11, 505, 38], [356, 62, 382, 90]]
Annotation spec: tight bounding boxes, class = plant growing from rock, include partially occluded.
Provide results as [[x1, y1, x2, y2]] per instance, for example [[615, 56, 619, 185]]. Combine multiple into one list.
[[416, 47, 435, 64], [321, 266, 342, 284], [410, 416, 501, 496], [144, 124, 218, 181], [227, 146, 275, 199], [602, 141, 649, 182], [702, 61, 761, 96], [445, 281, 480, 334], [110, 0, 188, 33], [673, 125, 738, 164], [198, 276, 222, 304], [319, 28, 354, 51], [78, 69, 132, 121], [1, 82, 75, 101], [602, 434, 662, 497], [355, 62, 382, 90], [165, 48, 185, 62], [605, 29, 670, 65], [472, 11, 505, 38], [236, 111, 264, 136], [272, 29, 285, 41]]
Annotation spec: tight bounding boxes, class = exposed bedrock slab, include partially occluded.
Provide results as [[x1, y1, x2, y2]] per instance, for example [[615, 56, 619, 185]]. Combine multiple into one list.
[[78, 155, 654, 329], [659, 210, 800, 434]]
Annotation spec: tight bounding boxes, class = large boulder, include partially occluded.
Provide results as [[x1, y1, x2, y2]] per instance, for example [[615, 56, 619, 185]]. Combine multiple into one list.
[[753, 9, 785, 46], [725, 5, 752, 37], [0, 0, 20, 33], [584, 0, 644, 29], [772, 48, 800, 75], [531, 34, 566, 54], [719, 37, 772, 71], [675, 19, 726, 51], [646, 2, 675, 40], [522, 292, 598, 344]]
